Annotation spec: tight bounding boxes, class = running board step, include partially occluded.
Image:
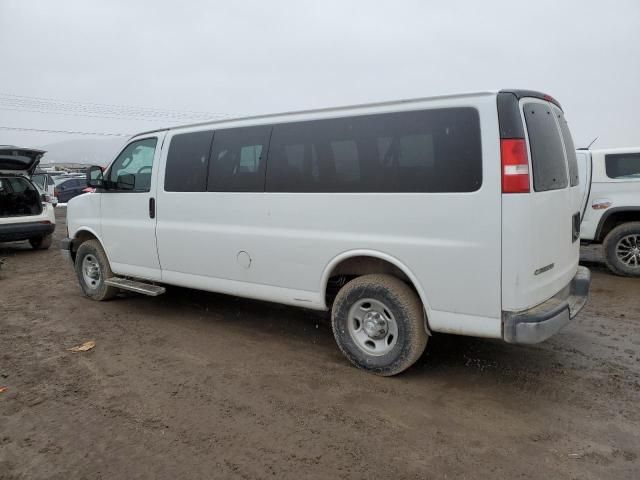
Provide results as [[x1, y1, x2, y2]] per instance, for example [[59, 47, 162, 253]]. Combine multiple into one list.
[[105, 278, 166, 296]]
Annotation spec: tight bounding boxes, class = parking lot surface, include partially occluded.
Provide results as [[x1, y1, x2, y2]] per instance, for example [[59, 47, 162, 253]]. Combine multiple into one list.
[[1, 208, 639, 479]]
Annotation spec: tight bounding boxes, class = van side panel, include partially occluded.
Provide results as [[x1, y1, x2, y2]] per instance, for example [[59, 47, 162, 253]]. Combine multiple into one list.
[[155, 94, 503, 337]]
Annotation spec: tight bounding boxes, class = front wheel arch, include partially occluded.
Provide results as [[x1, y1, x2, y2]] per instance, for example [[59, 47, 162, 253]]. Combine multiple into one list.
[[70, 229, 104, 262]]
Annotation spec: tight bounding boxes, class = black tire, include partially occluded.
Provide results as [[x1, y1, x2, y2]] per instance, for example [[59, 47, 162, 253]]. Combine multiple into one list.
[[29, 233, 52, 250], [603, 222, 640, 277], [331, 274, 428, 376], [74, 239, 118, 300]]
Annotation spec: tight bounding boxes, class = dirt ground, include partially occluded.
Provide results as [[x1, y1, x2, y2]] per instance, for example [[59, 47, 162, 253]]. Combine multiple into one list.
[[1, 208, 639, 479]]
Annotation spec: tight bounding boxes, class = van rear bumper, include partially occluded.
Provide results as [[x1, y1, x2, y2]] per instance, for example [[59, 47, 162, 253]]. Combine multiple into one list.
[[502, 266, 591, 344]]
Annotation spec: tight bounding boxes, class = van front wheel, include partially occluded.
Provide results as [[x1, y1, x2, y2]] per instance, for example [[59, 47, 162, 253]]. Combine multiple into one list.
[[604, 222, 640, 277], [331, 274, 428, 376], [74, 240, 118, 300]]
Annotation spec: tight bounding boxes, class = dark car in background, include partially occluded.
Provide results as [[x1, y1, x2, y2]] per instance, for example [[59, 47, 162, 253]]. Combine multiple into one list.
[[54, 176, 88, 203]]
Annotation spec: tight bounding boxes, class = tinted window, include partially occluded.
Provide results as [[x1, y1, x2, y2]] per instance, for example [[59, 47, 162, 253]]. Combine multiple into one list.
[[266, 108, 481, 193], [552, 106, 579, 186], [523, 102, 568, 192], [108, 138, 157, 192], [165, 130, 214, 192], [208, 126, 271, 192], [605, 153, 640, 179]]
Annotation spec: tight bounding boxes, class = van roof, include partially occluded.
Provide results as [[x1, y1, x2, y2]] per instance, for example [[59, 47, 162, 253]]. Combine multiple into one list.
[[133, 88, 557, 138]]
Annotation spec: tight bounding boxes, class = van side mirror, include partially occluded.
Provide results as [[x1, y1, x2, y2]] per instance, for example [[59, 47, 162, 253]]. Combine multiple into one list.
[[87, 166, 104, 188], [116, 173, 136, 190]]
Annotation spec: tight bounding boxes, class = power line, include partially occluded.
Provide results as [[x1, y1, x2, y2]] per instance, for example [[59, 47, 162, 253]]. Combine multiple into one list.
[[0, 105, 216, 123], [0, 92, 226, 117], [0, 92, 231, 123], [0, 125, 131, 137]]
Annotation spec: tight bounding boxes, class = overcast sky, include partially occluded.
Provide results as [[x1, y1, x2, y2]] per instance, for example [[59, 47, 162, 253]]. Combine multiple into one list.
[[0, 0, 638, 162]]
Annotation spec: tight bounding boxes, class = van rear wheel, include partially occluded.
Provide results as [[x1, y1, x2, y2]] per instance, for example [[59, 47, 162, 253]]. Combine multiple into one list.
[[603, 222, 640, 277], [75, 240, 118, 300], [331, 274, 428, 376]]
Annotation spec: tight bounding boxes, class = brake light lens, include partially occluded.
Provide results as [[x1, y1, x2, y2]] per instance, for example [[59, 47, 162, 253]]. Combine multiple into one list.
[[501, 138, 530, 193]]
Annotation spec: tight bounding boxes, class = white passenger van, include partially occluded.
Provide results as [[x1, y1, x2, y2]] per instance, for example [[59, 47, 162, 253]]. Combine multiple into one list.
[[63, 89, 591, 376]]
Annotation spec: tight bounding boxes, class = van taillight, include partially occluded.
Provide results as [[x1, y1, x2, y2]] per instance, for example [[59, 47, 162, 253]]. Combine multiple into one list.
[[501, 138, 530, 193]]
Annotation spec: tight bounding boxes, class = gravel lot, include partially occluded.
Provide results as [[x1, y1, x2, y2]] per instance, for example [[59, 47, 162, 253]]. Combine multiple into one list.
[[1, 208, 639, 479]]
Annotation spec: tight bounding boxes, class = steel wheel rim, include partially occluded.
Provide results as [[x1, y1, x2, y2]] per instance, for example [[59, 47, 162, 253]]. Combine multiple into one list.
[[347, 298, 398, 356], [616, 234, 640, 268], [82, 254, 102, 289]]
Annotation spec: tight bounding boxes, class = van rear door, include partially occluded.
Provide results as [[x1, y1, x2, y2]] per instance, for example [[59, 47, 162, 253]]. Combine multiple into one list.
[[499, 91, 581, 312]]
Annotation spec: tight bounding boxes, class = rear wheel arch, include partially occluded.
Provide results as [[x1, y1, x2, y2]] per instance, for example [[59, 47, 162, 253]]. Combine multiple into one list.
[[321, 250, 431, 332]]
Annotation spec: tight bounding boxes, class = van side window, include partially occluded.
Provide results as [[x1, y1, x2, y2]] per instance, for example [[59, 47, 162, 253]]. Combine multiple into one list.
[[552, 106, 579, 187], [266, 107, 481, 193], [207, 126, 271, 192], [165, 130, 214, 192], [605, 153, 640, 179], [108, 138, 158, 192], [523, 103, 568, 192]]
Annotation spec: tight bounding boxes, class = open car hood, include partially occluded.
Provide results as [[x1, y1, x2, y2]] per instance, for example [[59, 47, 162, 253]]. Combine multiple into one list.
[[0, 146, 46, 176]]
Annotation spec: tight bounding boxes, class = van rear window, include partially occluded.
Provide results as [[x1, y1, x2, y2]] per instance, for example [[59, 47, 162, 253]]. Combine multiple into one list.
[[552, 106, 579, 186], [523, 102, 568, 192], [605, 153, 640, 179]]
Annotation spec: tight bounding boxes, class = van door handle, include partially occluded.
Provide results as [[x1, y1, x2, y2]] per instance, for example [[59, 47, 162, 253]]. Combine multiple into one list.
[[149, 197, 155, 219]]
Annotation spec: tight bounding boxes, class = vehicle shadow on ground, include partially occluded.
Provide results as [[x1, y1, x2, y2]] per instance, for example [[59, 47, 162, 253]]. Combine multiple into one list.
[[134, 283, 568, 384], [0, 240, 45, 255]]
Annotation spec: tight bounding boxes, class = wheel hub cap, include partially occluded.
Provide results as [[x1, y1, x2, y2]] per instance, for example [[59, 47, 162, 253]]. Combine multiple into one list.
[[347, 298, 399, 356], [363, 312, 388, 339], [86, 265, 99, 279], [81, 254, 101, 289]]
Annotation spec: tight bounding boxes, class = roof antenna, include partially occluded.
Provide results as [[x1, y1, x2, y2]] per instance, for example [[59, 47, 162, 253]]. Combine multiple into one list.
[[585, 136, 599, 150]]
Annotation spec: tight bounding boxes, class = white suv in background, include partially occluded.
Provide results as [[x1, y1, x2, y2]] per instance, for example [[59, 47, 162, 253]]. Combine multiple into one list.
[[0, 146, 56, 250], [577, 148, 640, 276]]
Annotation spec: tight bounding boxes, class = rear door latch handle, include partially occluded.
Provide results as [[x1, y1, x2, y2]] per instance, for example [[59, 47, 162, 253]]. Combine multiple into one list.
[[149, 197, 155, 219]]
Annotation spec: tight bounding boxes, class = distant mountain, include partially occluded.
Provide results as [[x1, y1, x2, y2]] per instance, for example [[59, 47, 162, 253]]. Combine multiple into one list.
[[38, 137, 127, 166]]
